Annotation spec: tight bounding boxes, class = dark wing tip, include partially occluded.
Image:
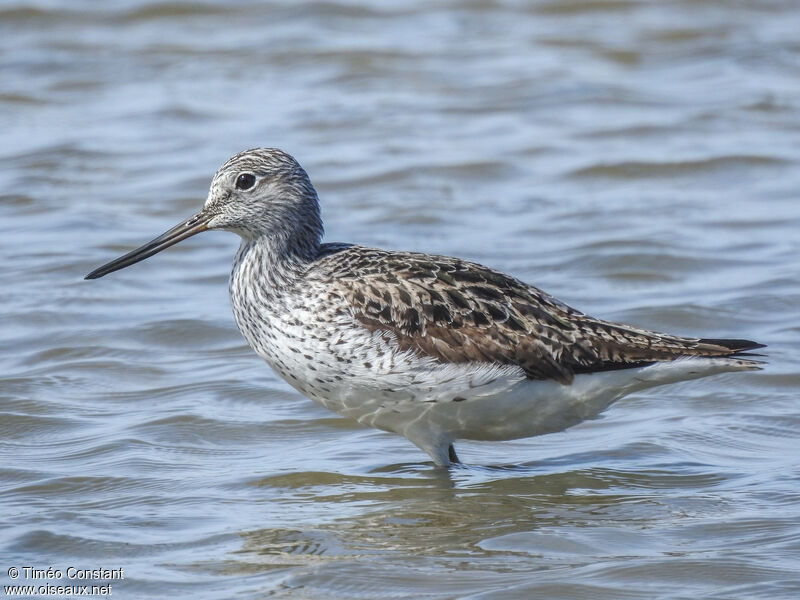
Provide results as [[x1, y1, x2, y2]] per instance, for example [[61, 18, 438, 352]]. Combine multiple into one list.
[[699, 338, 766, 353]]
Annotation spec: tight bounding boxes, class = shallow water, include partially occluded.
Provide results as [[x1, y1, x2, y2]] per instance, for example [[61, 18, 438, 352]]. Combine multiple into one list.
[[2, 1, 799, 598]]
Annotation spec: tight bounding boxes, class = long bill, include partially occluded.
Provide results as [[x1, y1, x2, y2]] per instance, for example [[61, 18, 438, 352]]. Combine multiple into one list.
[[85, 211, 212, 280]]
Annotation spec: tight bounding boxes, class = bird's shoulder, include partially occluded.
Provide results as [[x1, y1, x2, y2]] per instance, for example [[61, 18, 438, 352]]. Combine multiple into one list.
[[310, 244, 575, 319]]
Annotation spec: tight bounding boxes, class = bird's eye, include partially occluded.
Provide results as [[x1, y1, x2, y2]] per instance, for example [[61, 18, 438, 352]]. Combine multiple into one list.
[[235, 173, 256, 190]]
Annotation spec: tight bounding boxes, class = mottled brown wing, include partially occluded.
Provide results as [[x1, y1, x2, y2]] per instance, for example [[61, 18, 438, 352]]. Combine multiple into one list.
[[320, 246, 762, 384]]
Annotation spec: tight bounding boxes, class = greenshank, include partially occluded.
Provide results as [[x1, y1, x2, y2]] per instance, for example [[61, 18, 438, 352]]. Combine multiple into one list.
[[86, 148, 764, 466]]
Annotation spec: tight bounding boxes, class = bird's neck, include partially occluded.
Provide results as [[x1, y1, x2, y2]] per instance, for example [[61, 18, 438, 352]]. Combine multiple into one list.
[[231, 230, 319, 302]]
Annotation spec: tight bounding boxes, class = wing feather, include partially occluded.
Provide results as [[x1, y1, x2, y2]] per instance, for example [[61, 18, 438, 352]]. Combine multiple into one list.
[[314, 245, 763, 384]]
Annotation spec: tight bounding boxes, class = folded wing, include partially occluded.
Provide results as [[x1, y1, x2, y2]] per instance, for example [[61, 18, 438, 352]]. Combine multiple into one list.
[[320, 246, 764, 385]]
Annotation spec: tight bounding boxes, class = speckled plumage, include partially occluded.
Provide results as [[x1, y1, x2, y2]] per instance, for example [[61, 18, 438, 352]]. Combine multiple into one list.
[[87, 148, 765, 466]]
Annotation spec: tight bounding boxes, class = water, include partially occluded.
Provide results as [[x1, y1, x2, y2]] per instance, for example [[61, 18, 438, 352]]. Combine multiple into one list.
[[2, 1, 799, 598]]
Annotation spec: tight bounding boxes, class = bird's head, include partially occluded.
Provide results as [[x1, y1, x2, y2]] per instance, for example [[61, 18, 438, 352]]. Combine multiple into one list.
[[85, 148, 323, 280]]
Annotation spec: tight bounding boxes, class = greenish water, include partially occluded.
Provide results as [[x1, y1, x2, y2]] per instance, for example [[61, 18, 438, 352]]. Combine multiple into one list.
[[1, 1, 799, 598]]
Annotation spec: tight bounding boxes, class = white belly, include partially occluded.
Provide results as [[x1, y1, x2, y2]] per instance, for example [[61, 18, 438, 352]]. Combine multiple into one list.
[[230, 271, 754, 463], [258, 327, 754, 451]]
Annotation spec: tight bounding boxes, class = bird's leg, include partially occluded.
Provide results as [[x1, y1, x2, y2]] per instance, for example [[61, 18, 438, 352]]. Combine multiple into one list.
[[404, 425, 456, 466], [448, 444, 460, 464]]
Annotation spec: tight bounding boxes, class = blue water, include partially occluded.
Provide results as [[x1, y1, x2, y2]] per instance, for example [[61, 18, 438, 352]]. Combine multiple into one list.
[[1, 1, 799, 598]]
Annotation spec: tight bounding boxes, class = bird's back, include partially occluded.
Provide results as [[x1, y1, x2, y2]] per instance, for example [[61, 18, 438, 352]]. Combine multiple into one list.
[[306, 244, 764, 385]]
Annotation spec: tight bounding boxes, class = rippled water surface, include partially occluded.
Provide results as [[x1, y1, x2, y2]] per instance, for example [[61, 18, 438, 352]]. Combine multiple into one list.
[[2, 1, 799, 598]]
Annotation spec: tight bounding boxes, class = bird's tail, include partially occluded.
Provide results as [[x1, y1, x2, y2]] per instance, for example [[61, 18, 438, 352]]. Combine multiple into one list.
[[586, 335, 767, 395]]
